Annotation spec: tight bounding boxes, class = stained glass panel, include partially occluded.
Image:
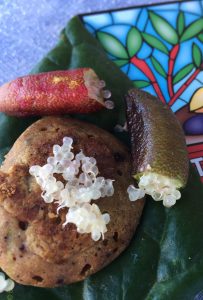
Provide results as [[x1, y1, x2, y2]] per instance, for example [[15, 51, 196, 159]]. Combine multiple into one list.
[[81, 0, 203, 182]]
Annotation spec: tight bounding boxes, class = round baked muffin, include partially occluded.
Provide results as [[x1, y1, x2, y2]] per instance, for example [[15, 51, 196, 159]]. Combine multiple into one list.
[[0, 117, 144, 287]]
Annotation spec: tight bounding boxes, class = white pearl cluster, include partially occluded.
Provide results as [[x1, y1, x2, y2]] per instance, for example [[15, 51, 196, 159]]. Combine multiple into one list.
[[64, 203, 110, 241], [127, 171, 181, 208], [29, 137, 114, 241], [0, 272, 14, 293]]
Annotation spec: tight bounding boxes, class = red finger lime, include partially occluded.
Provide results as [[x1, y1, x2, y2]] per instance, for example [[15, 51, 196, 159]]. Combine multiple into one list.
[[0, 68, 108, 116]]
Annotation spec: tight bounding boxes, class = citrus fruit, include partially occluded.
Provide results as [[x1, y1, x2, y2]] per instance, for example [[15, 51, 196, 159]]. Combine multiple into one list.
[[0, 69, 109, 116], [126, 88, 189, 207]]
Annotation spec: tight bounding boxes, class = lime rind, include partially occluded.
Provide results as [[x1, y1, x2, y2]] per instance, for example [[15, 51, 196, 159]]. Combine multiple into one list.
[[128, 171, 182, 207], [126, 89, 189, 190]]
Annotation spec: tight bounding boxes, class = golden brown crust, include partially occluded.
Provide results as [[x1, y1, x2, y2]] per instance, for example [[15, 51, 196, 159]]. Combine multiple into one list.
[[0, 117, 144, 287]]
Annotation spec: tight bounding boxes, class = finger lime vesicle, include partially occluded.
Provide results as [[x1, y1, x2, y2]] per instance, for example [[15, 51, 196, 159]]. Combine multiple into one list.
[[126, 88, 189, 207]]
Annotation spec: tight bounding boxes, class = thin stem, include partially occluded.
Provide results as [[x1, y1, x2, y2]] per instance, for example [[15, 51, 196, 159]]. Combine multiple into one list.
[[168, 44, 180, 98], [130, 56, 166, 103], [168, 67, 201, 106]]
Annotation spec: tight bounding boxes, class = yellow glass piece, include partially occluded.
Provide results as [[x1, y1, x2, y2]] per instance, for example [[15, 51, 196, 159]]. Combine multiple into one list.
[[190, 88, 203, 113]]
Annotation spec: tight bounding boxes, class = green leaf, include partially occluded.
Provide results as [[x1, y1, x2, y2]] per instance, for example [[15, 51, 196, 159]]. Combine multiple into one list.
[[173, 63, 194, 84], [177, 11, 185, 36], [198, 33, 203, 42], [3, 16, 203, 300], [0, 147, 10, 165], [192, 43, 202, 67], [149, 11, 179, 44], [0, 115, 38, 149], [133, 80, 151, 88], [180, 18, 203, 42], [114, 59, 129, 67], [142, 32, 169, 54], [126, 27, 142, 57], [97, 31, 128, 59], [151, 57, 167, 78]]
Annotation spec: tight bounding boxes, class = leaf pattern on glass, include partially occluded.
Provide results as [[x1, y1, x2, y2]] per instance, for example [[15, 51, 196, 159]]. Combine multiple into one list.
[[127, 27, 142, 57], [151, 57, 167, 78], [180, 18, 203, 42], [142, 32, 169, 54], [149, 11, 179, 45], [97, 31, 128, 59], [192, 43, 202, 67], [133, 80, 151, 88], [173, 64, 194, 84], [84, 3, 203, 113], [114, 59, 129, 67], [198, 33, 203, 43], [177, 11, 185, 36]]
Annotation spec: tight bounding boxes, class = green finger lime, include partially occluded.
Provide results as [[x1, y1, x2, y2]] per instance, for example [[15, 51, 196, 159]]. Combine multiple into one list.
[[125, 89, 189, 207]]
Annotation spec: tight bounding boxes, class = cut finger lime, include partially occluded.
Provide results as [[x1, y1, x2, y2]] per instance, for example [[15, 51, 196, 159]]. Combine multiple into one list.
[[126, 88, 189, 207]]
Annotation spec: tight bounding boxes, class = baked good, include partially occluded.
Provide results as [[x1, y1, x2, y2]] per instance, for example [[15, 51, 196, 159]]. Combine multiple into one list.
[[0, 117, 144, 287]]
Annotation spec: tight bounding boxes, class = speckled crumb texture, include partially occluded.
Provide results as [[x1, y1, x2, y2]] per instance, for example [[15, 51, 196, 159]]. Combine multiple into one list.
[[0, 117, 145, 287]]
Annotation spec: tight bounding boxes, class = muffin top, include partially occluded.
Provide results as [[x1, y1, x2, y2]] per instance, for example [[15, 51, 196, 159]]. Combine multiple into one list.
[[0, 117, 144, 287]]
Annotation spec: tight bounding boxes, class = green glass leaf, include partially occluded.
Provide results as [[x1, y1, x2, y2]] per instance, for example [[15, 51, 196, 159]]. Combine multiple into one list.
[[180, 18, 203, 42], [173, 63, 194, 84], [151, 57, 167, 78], [149, 11, 178, 44], [177, 11, 185, 36], [133, 80, 151, 88], [97, 31, 128, 59], [2, 16, 203, 300], [114, 59, 129, 67], [192, 43, 202, 67], [126, 27, 142, 57], [198, 33, 203, 42], [142, 33, 169, 54]]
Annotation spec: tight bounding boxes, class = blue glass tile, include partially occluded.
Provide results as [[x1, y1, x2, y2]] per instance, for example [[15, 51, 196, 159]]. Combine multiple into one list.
[[173, 41, 193, 75], [196, 71, 203, 83], [136, 9, 148, 31], [128, 62, 149, 81], [142, 84, 156, 95], [180, 1, 203, 15], [149, 3, 179, 11], [83, 13, 113, 30], [153, 49, 168, 71], [120, 63, 130, 74], [137, 42, 152, 60], [100, 25, 131, 45], [171, 99, 188, 112], [173, 68, 195, 98], [112, 9, 141, 26], [184, 12, 201, 26], [178, 78, 202, 101]]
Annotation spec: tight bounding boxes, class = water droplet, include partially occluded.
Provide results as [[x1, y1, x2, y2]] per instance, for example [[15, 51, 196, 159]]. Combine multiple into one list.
[[99, 80, 106, 88], [103, 90, 111, 99], [105, 100, 114, 110], [114, 124, 124, 132]]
